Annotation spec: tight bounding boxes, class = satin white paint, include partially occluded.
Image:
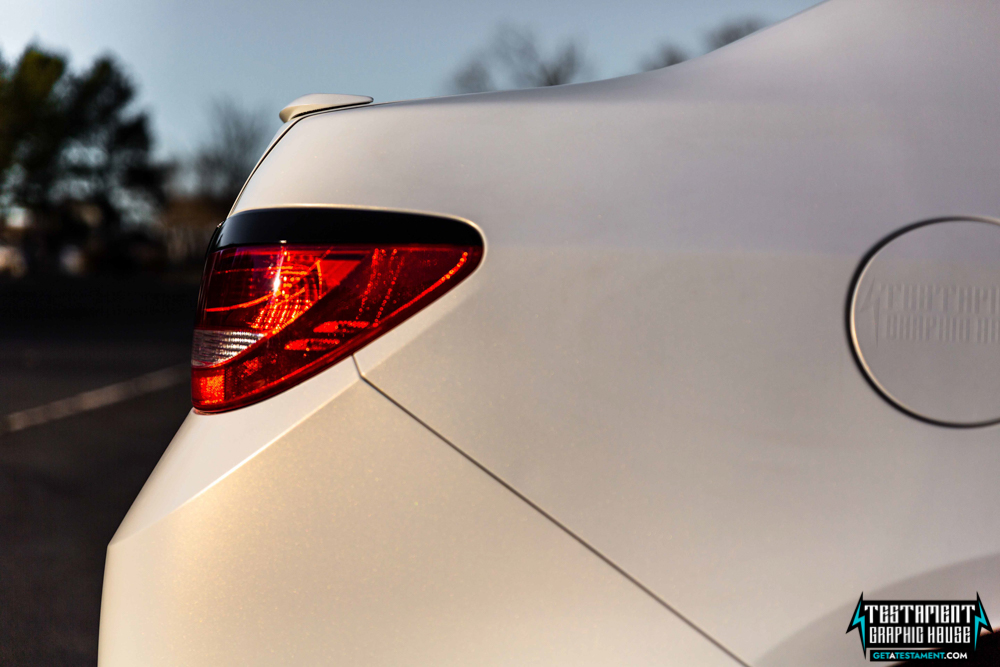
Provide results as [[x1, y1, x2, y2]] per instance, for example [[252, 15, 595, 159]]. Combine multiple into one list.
[[113, 357, 360, 543], [101, 382, 738, 666], [101, 1, 1000, 664]]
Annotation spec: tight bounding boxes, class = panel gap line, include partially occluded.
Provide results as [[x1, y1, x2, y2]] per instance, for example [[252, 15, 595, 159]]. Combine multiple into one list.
[[355, 362, 750, 667]]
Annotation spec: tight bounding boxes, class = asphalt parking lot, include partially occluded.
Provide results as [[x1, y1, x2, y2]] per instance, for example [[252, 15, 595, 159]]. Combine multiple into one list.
[[0, 279, 196, 665]]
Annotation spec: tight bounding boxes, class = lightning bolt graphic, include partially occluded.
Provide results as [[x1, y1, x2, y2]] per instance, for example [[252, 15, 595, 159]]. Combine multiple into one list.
[[846, 593, 867, 656], [973, 593, 992, 651]]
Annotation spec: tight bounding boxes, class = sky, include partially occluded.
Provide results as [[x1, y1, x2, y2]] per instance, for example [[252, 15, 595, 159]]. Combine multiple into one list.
[[2, 0, 821, 158]]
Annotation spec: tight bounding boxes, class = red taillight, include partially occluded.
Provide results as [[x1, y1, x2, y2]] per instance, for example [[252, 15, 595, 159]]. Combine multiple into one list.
[[192, 243, 482, 412]]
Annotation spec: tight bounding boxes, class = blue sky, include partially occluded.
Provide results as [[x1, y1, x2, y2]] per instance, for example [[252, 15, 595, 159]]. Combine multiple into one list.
[[2, 0, 820, 157]]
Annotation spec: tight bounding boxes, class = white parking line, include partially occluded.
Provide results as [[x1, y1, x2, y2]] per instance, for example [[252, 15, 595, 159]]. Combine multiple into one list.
[[1, 364, 190, 435]]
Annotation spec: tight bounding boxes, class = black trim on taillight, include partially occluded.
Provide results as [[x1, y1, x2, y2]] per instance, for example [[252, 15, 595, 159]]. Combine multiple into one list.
[[210, 207, 484, 252]]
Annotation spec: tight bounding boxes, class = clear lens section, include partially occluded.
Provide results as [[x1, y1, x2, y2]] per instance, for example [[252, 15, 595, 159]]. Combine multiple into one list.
[[191, 329, 264, 367], [192, 243, 482, 412]]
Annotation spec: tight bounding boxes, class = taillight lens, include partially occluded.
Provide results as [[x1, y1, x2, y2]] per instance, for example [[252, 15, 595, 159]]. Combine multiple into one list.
[[192, 243, 482, 412]]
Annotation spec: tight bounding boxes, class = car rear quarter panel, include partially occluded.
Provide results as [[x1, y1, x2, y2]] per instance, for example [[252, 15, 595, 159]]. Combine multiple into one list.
[[101, 1, 1000, 664], [232, 1, 1000, 664]]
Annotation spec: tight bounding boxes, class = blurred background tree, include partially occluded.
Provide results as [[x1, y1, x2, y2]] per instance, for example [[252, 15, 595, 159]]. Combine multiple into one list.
[[450, 24, 592, 94], [639, 16, 767, 71], [704, 16, 768, 51], [193, 98, 270, 206], [454, 16, 767, 91], [158, 98, 271, 268], [640, 44, 689, 72], [0, 45, 169, 275]]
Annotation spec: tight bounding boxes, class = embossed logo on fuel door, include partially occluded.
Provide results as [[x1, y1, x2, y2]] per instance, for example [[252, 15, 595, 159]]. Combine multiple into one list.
[[851, 218, 1000, 426]]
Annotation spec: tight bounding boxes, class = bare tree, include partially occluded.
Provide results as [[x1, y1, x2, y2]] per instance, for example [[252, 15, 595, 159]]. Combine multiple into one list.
[[194, 98, 271, 205], [638, 16, 767, 74], [451, 59, 495, 94], [704, 17, 768, 51], [158, 98, 272, 266], [450, 25, 591, 94], [492, 25, 588, 88], [639, 44, 689, 71]]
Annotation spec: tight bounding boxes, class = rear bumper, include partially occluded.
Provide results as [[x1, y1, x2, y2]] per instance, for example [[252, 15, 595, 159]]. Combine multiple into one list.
[[98, 360, 737, 666]]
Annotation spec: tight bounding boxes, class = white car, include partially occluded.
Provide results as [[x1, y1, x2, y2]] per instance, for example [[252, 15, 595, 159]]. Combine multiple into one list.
[[99, 1, 1000, 664]]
